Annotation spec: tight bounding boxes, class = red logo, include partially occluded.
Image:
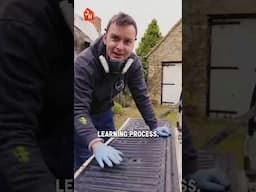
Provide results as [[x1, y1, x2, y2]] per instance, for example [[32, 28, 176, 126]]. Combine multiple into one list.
[[83, 8, 94, 21]]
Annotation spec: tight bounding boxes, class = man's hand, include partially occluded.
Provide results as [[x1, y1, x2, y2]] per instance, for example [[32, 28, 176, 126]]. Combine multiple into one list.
[[190, 168, 231, 191], [92, 143, 123, 168], [154, 127, 171, 137]]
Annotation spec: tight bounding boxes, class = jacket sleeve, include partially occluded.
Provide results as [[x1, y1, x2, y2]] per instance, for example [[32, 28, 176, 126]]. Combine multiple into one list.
[[127, 58, 158, 130], [74, 55, 101, 147], [0, 21, 56, 191]]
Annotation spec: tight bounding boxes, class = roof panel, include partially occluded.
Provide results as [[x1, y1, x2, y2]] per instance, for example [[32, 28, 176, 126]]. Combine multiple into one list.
[[75, 118, 180, 192]]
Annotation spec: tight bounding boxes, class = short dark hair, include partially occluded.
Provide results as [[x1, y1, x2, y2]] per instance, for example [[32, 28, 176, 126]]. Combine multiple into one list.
[[105, 12, 137, 37]]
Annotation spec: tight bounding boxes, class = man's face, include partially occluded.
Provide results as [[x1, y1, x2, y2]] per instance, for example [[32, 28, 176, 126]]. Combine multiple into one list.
[[103, 23, 136, 62]]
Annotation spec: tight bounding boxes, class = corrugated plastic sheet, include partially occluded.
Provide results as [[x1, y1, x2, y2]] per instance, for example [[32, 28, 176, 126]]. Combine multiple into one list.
[[75, 118, 180, 192]]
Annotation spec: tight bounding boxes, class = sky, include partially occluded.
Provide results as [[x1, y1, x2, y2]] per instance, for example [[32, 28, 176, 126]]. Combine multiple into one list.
[[74, 0, 182, 49]]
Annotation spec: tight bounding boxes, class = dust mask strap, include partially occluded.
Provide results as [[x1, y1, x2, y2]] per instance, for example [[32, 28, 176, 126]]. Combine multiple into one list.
[[99, 55, 134, 74]]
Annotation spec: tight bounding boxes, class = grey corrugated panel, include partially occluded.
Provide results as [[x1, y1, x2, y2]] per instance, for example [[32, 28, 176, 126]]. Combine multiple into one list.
[[75, 118, 180, 192], [197, 151, 250, 192]]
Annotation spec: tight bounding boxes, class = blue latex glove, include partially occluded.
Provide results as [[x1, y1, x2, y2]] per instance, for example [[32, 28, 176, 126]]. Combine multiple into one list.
[[93, 143, 123, 168], [154, 126, 171, 137], [190, 168, 231, 191]]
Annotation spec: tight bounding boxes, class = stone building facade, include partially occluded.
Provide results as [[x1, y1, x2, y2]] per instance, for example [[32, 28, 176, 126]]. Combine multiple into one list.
[[74, 15, 101, 54], [147, 20, 182, 104], [183, 0, 256, 117]]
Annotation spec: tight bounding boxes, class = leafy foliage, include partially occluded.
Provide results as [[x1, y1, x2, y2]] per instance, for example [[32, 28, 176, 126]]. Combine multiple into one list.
[[112, 102, 124, 115], [136, 19, 163, 80]]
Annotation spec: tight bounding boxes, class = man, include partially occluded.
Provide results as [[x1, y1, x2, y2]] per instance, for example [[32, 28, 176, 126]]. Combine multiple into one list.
[[74, 12, 171, 170], [0, 0, 73, 191]]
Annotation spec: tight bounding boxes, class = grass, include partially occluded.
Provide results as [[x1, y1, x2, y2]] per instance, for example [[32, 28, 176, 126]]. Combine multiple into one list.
[[113, 104, 179, 129], [186, 116, 246, 168]]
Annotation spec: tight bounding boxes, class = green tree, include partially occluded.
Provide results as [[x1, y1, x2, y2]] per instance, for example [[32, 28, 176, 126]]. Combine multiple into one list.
[[136, 19, 162, 80]]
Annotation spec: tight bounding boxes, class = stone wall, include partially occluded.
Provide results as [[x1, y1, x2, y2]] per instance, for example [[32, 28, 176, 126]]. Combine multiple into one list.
[[147, 20, 182, 103], [183, 0, 256, 117]]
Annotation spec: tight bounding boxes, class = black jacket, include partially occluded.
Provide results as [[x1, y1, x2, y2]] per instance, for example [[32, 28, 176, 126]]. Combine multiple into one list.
[[0, 0, 73, 191], [75, 36, 158, 147]]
